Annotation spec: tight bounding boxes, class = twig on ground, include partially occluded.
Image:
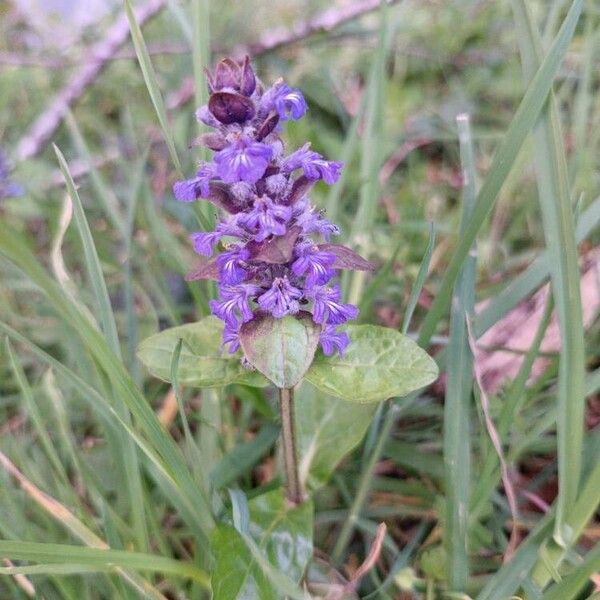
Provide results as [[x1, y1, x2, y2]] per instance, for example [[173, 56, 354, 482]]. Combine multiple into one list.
[[17, 0, 400, 160], [341, 523, 387, 596], [466, 317, 520, 562], [16, 0, 166, 161]]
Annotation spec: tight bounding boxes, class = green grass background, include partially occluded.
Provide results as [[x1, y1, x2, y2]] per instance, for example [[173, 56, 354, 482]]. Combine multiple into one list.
[[0, 0, 599, 598]]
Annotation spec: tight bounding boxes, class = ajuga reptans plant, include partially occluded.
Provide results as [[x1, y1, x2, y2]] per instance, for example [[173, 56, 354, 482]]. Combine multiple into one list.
[[135, 56, 438, 504], [173, 56, 374, 358]]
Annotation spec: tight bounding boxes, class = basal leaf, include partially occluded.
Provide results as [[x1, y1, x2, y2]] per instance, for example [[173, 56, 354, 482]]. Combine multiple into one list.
[[211, 490, 313, 600], [295, 382, 376, 490], [239, 312, 321, 389], [137, 317, 267, 388], [306, 325, 438, 403], [210, 526, 275, 599]]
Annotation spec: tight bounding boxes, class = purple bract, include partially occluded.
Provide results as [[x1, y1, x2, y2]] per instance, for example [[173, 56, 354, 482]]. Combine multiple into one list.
[[174, 57, 373, 357]]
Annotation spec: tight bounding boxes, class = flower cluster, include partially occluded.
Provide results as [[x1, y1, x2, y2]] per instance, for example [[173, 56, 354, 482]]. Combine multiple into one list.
[[174, 57, 373, 357], [0, 149, 24, 200]]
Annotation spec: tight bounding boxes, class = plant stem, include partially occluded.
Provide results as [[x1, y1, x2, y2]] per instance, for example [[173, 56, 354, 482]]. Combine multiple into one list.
[[278, 387, 303, 504]]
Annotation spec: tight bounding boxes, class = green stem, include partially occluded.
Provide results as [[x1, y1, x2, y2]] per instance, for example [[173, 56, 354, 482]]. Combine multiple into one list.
[[279, 387, 302, 504]]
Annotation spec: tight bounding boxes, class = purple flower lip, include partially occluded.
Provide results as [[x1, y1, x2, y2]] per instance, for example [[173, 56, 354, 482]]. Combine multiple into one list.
[[309, 285, 359, 325], [291, 243, 336, 288], [173, 163, 216, 202], [257, 276, 302, 319], [238, 195, 292, 241], [217, 246, 250, 285], [209, 283, 261, 327], [260, 81, 308, 121], [214, 136, 273, 185], [320, 324, 350, 357], [283, 144, 343, 185]]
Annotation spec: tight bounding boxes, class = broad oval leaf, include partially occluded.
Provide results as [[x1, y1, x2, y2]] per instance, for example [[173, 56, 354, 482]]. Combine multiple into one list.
[[137, 317, 267, 388], [239, 312, 321, 389], [211, 489, 313, 600], [295, 382, 375, 490], [306, 324, 438, 403]]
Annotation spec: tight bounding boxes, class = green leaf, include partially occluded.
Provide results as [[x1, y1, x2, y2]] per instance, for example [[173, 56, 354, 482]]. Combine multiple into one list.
[[0, 540, 209, 587], [211, 525, 271, 599], [137, 317, 267, 388], [306, 325, 438, 403], [417, 0, 583, 347], [124, 0, 182, 176], [511, 0, 585, 550], [239, 312, 321, 389], [211, 490, 313, 600], [295, 382, 376, 490]]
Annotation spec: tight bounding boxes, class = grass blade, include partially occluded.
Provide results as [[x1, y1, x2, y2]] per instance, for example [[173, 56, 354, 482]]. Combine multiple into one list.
[[54, 144, 150, 550], [541, 544, 600, 600], [124, 0, 182, 175], [0, 223, 215, 541], [0, 541, 209, 587], [0, 451, 169, 600], [54, 145, 121, 358], [443, 114, 477, 591], [510, 0, 586, 550], [402, 222, 436, 335], [417, 0, 584, 347]]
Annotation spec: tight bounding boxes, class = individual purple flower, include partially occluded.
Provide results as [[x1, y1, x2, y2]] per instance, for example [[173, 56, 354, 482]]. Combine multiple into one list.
[[173, 163, 217, 202], [261, 83, 308, 121], [222, 323, 241, 354], [283, 144, 343, 185], [310, 284, 359, 325], [257, 277, 302, 318], [209, 283, 260, 327], [320, 325, 350, 357], [214, 136, 272, 184], [291, 242, 336, 287], [217, 246, 250, 284], [238, 195, 292, 241], [190, 217, 246, 256], [0, 149, 24, 200], [294, 200, 340, 240], [190, 230, 222, 256]]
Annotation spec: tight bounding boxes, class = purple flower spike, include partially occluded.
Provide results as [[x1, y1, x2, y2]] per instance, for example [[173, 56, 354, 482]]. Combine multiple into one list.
[[217, 246, 250, 285], [257, 277, 302, 318], [320, 325, 350, 357], [209, 284, 261, 327], [310, 285, 359, 325], [284, 145, 343, 185], [214, 136, 273, 184], [177, 56, 369, 358], [291, 242, 336, 287], [262, 83, 308, 121], [238, 195, 292, 242]]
